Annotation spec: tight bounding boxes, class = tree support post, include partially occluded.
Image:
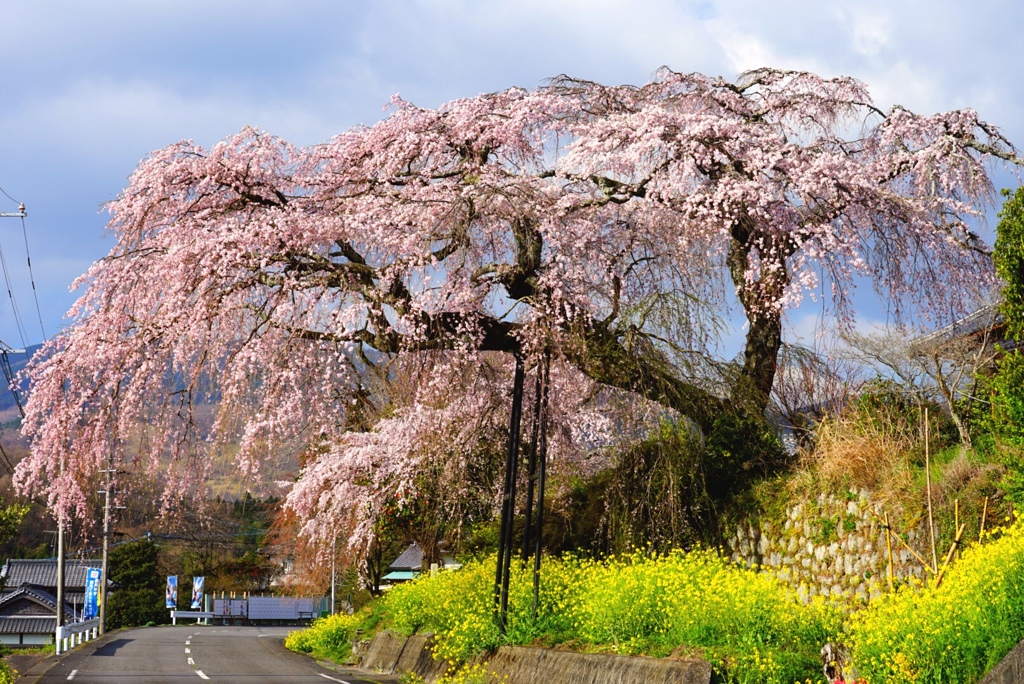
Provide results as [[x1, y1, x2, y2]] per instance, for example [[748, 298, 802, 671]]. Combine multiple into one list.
[[528, 349, 551, 617], [494, 353, 525, 633]]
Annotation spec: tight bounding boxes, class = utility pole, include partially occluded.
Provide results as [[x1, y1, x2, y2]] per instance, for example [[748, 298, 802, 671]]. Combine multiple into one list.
[[0, 203, 25, 219], [330, 536, 336, 616], [56, 514, 65, 650], [99, 468, 113, 635]]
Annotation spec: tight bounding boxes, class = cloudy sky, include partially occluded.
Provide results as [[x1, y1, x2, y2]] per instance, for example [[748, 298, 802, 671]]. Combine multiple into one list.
[[0, 0, 1020, 351]]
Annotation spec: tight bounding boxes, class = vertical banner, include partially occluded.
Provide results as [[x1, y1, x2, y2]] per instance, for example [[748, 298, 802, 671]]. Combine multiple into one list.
[[83, 567, 101, 619], [166, 575, 178, 609], [191, 576, 205, 610]]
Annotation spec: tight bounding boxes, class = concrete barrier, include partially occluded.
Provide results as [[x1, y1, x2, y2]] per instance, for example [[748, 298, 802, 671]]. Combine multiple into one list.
[[55, 618, 101, 655], [360, 631, 408, 673], [394, 634, 448, 681], [980, 639, 1024, 684], [360, 631, 711, 684], [478, 645, 710, 684]]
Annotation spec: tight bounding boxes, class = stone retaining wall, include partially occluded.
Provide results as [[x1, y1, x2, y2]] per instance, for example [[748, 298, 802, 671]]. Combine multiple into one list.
[[726, 488, 929, 602]]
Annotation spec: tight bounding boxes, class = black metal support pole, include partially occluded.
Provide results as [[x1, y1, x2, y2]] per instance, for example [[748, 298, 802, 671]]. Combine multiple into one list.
[[531, 349, 551, 617], [495, 353, 525, 633], [521, 363, 544, 564]]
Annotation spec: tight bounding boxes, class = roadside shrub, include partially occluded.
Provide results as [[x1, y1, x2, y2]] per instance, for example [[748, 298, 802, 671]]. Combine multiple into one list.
[[383, 550, 841, 683], [106, 588, 167, 630], [0, 660, 13, 684], [849, 521, 1024, 683], [285, 611, 363, 662]]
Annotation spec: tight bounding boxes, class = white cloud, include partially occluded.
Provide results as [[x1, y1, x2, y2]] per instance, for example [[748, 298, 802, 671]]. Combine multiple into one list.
[[2, 0, 1023, 342]]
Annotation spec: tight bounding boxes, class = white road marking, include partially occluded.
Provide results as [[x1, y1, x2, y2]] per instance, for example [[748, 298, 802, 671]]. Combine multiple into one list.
[[67, 670, 78, 681], [185, 647, 191, 653], [186, 640, 191, 645], [318, 674, 351, 684], [187, 657, 195, 666], [196, 671, 209, 680]]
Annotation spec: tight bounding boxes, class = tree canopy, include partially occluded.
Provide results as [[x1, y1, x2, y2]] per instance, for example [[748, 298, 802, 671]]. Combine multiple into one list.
[[15, 68, 1021, 550]]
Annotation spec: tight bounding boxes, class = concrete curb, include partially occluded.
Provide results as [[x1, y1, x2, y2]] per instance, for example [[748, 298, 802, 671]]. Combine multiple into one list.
[[360, 631, 712, 684], [979, 638, 1024, 684]]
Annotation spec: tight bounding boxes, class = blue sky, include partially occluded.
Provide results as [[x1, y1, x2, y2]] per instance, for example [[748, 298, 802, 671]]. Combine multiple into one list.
[[0, 0, 1020, 351]]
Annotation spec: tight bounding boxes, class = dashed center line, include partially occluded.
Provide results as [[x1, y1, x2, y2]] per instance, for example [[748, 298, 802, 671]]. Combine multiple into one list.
[[196, 671, 209, 680], [187, 657, 195, 666], [66, 670, 78, 681], [185, 647, 191, 654]]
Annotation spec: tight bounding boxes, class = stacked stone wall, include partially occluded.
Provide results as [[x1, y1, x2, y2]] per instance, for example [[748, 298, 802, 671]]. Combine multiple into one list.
[[727, 488, 929, 602]]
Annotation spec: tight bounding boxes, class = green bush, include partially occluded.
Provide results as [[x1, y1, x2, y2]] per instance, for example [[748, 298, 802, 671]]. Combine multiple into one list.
[[0, 660, 14, 684], [109, 539, 162, 590], [849, 521, 1024, 683], [285, 611, 364, 661], [106, 588, 168, 630]]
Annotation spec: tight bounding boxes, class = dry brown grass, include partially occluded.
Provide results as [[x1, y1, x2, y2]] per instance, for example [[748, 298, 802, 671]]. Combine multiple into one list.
[[808, 406, 920, 493]]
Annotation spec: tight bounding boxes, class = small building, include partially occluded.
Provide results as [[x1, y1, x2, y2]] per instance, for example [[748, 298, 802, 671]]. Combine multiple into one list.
[[381, 543, 461, 585], [0, 559, 106, 646], [0, 585, 73, 645]]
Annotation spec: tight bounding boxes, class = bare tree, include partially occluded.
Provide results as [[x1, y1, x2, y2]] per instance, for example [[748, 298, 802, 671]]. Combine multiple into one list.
[[841, 305, 1001, 449], [771, 342, 868, 452]]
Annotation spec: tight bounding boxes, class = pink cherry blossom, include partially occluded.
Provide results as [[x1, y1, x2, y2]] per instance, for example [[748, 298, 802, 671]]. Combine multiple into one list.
[[16, 69, 1019, 549]]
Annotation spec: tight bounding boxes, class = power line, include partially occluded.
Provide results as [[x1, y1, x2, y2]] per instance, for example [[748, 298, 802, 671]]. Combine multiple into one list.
[[0, 236, 28, 349], [20, 215, 46, 341], [0, 184, 18, 206], [0, 191, 48, 344]]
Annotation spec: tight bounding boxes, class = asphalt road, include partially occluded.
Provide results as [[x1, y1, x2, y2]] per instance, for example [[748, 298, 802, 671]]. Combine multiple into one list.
[[35, 625, 385, 684]]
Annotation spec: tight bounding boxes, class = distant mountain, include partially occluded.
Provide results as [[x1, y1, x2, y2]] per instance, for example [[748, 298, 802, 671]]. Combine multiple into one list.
[[0, 343, 42, 413]]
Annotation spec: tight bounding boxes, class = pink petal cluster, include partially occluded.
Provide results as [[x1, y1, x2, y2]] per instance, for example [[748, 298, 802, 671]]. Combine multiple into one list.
[[16, 69, 1016, 548]]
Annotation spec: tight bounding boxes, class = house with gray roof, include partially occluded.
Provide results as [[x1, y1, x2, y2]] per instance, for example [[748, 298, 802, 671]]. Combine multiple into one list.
[[381, 543, 461, 584], [0, 586, 73, 645], [0, 559, 107, 646]]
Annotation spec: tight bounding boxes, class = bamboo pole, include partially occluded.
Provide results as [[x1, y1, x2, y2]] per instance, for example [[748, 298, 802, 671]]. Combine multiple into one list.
[[925, 407, 938, 573], [884, 512, 894, 591], [980, 496, 989, 540], [866, 506, 936, 575], [954, 499, 960, 561], [934, 523, 967, 589]]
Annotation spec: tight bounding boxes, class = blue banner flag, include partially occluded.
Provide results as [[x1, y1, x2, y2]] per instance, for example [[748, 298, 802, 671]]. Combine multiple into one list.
[[191, 576, 204, 610], [83, 568, 101, 619], [166, 575, 178, 608]]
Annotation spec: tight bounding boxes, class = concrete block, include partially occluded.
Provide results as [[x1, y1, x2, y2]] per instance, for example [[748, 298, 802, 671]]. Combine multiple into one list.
[[478, 645, 711, 684], [361, 631, 407, 673]]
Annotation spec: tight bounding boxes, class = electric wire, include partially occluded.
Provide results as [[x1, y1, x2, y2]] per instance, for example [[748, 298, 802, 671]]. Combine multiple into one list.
[[0, 183, 31, 473], [0, 237, 28, 349], [0, 184, 18, 205], [20, 216, 46, 341]]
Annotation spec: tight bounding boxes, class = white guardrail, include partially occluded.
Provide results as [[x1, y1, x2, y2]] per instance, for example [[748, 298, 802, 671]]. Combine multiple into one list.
[[55, 618, 101, 654], [170, 610, 214, 626]]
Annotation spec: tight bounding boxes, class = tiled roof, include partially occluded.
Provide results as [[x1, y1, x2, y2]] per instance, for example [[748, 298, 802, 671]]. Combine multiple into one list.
[[389, 543, 422, 571], [0, 616, 57, 634], [387, 543, 461, 572], [0, 586, 73, 621], [1, 559, 102, 591]]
